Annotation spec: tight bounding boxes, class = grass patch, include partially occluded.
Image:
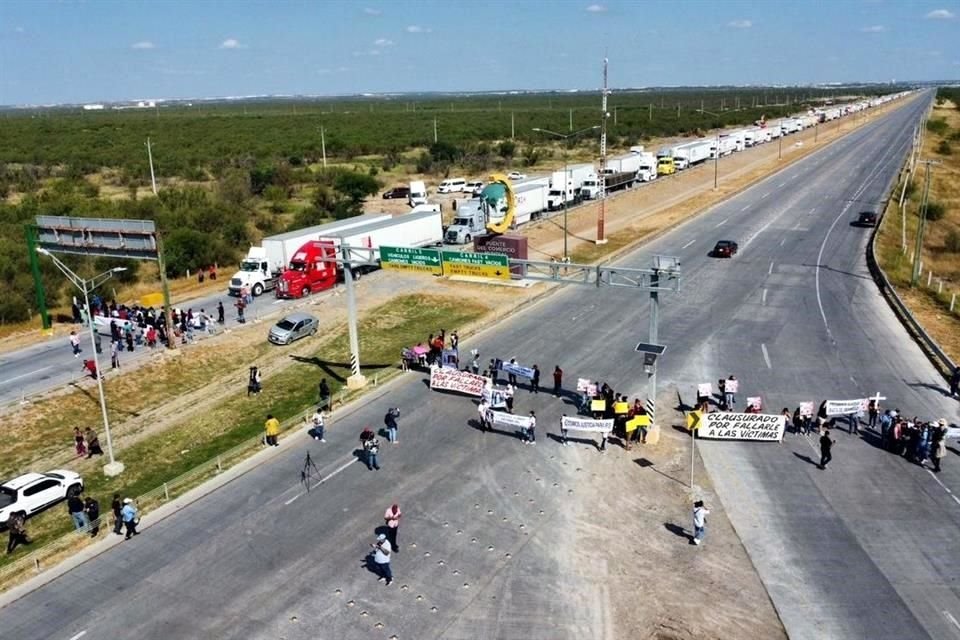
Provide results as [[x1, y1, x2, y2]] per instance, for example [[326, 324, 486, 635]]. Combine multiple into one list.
[[0, 293, 488, 574], [569, 228, 643, 264]]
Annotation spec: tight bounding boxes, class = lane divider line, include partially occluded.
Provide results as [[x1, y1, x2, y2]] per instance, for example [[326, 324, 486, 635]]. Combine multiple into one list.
[[761, 343, 772, 369], [682, 239, 696, 249]]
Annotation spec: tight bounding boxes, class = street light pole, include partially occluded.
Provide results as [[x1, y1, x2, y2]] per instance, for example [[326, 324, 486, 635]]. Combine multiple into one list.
[[532, 125, 600, 260], [713, 135, 719, 190], [37, 249, 126, 476]]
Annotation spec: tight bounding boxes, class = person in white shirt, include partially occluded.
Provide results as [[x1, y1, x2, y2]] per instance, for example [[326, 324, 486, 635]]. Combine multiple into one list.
[[477, 400, 491, 432], [693, 500, 710, 546], [370, 533, 393, 585], [308, 407, 326, 442]]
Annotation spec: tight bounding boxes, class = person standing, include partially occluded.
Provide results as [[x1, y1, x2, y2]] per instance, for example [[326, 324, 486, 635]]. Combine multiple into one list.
[[110, 340, 121, 369], [370, 533, 393, 585], [308, 407, 326, 442], [235, 297, 246, 324], [121, 498, 139, 539], [932, 430, 947, 473], [384, 408, 399, 444], [553, 366, 563, 397], [531, 365, 540, 394], [85, 428, 104, 457], [692, 500, 710, 546], [527, 411, 537, 445], [364, 434, 381, 471], [507, 358, 518, 386], [318, 378, 331, 411], [6, 511, 30, 554], [951, 367, 960, 398], [73, 427, 87, 457], [724, 375, 737, 409], [384, 504, 402, 552], [217, 301, 225, 324], [505, 383, 515, 414], [67, 492, 89, 530], [867, 399, 879, 429], [70, 331, 82, 357], [111, 493, 124, 535], [84, 496, 101, 537], [264, 414, 280, 447], [819, 429, 835, 470], [477, 399, 491, 432]]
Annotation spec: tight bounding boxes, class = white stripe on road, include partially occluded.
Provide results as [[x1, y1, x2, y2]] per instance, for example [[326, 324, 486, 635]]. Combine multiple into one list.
[[740, 204, 750, 212], [944, 611, 960, 632], [778, 182, 787, 187], [926, 469, 960, 507], [0, 366, 52, 386], [768, 262, 775, 275], [761, 289, 768, 305], [760, 192, 770, 199], [715, 218, 729, 228], [68, 632, 87, 640], [779, 238, 786, 247], [808, 207, 817, 214], [682, 239, 696, 249], [761, 343, 772, 369], [284, 456, 358, 505]]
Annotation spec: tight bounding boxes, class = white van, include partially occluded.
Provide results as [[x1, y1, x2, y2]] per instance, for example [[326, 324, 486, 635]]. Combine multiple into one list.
[[464, 180, 484, 196], [409, 180, 428, 206], [437, 178, 466, 194]]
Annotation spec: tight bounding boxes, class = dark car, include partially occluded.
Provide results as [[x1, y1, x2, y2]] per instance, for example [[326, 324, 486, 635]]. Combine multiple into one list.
[[711, 240, 739, 258], [856, 211, 878, 226], [382, 186, 410, 200]]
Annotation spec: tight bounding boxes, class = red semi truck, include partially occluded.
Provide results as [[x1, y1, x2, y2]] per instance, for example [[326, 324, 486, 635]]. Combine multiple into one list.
[[275, 210, 443, 298]]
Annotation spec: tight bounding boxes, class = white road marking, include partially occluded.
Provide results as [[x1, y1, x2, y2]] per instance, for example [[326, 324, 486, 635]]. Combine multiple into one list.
[[808, 207, 817, 215], [779, 238, 786, 247], [742, 216, 779, 250], [761, 289, 768, 305], [715, 218, 728, 228], [761, 343, 772, 369], [768, 262, 775, 275], [0, 366, 52, 386], [778, 181, 787, 187], [68, 632, 87, 640], [927, 469, 960, 507], [285, 457, 358, 506], [943, 611, 960, 632], [760, 192, 770, 199], [740, 204, 750, 212], [682, 239, 696, 249]]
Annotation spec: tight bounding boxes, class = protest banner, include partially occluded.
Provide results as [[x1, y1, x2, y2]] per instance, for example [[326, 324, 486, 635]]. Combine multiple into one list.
[[746, 396, 762, 411], [698, 412, 785, 441], [576, 378, 597, 395], [945, 426, 960, 439], [561, 416, 614, 433], [590, 399, 606, 412], [826, 399, 865, 416], [725, 379, 739, 393], [799, 402, 814, 418], [697, 383, 712, 398], [499, 361, 535, 379], [626, 414, 651, 433], [481, 386, 508, 409], [491, 412, 533, 429], [429, 367, 487, 397]]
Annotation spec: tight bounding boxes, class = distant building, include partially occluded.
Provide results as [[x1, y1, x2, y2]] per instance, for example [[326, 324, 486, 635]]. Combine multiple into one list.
[[82, 104, 105, 110]]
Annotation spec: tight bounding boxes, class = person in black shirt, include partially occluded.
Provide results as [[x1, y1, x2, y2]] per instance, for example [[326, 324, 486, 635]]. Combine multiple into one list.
[[819, 429, 835, 470]]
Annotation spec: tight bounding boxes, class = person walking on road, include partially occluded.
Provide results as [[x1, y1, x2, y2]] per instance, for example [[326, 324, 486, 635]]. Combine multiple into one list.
[[67, 492, 88, 530], [217, 301, 225, 325], [6, 511, 30, 554], [553, 365, 563, 397], [477, 399, 491, 432], [384, 504, 402, 552], [111, 493, 124, 535], [308, 407, 326, 442], [70, 331, 82, 357], [84, 496, 101, 537], [819, 429, 835, 470], [370, 533, 393, 586], [384, 407, 400, 444], [121, 498, 139, 539], [531, 365, 540, 394], [364, 434, 381, 470], [692, 500, 710, 545], [264, 414, 280, 447]]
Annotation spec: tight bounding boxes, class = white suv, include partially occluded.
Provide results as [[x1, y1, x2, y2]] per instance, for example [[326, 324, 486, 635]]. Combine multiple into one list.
[[0, 470, 84, 528]]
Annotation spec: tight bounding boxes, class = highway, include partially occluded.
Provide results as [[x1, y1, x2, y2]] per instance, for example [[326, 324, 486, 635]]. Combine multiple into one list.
[[3, 91, 959, 640]]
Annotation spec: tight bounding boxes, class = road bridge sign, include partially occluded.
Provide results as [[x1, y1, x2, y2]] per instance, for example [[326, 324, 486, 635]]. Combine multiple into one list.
[[380, 245, 442, 275], [441, 250, 510, 280]]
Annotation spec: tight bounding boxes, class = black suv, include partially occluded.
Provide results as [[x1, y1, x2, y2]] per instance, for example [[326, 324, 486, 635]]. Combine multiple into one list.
[[382, 186, 410, 200]]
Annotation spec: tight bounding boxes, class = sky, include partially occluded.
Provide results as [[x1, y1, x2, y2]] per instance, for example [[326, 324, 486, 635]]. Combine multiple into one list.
[[0, 0, 958, 105]]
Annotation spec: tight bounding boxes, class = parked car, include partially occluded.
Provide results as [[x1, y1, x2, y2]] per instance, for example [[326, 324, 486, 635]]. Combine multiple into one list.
[[856, 211, 878, 226], [0, 470, 84, 528], [711, 240, 739, 258], [465, 181, 484, 196], [507, 171, 526, 181], [268, 312, 319, 345], [382, 186, 410, 200]]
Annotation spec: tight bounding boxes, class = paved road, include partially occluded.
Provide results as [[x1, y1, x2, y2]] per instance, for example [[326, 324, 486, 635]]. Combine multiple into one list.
[[4, 91, 958, 640]]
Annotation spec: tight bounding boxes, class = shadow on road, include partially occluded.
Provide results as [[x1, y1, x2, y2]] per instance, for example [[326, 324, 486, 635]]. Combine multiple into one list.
[[792, 452, 819, 467], [663, 522, 692, 543], [289, 356, 393, 384], [803, 262, 873, 281], [634, 457, 686, 486], [905, 380, 954, 398]]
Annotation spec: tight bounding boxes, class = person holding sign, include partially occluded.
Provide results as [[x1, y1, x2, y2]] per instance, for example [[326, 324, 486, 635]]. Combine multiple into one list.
[[724, 375, 738, 409]]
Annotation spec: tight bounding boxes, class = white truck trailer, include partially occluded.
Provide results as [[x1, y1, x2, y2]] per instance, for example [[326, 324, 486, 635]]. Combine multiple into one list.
[[675, 140, 713, 166], [229, 213, 389, 297], [546, 163, 593, 210]]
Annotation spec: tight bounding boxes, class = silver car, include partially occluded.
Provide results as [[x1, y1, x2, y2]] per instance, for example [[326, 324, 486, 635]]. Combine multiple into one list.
[[268, 312, 319, 345]]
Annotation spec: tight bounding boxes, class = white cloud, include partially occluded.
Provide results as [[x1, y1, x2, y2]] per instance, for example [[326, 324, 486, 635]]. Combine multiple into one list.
[[352, 49, 381, 57], [15, 26, 25, 33], [363, 7, 381, 15], [373, 38, 394, 46], [925, 9, 955, 19], [406, 25, 432, 33], [585, 3, 607, 11], [131, 41, 156, 49], [219, 38, 244, 49], [860, 25, 886, 33], [727, 19, 752, 28]]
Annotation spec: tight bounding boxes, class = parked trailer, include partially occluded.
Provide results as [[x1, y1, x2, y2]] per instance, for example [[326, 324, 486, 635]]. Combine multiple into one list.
[[603, 152, 643, 176], [229, 213, 389, 297], [675, 140, 713, 166]]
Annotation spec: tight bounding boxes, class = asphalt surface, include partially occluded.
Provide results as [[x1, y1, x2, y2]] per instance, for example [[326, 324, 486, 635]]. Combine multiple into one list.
[[5, 91, 959, 640]]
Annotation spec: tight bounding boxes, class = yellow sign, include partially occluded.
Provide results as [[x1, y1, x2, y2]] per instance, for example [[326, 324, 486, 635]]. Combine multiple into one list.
[[686, 410, 703, 431], [382, 261, 443, 276], [626, 415, 651, 433], [141, 292, 164, 307], [441, 262, 511, 280], [590, 399, 606, 412], [485, 173, 516, 235], [614, 402, 629, 415]]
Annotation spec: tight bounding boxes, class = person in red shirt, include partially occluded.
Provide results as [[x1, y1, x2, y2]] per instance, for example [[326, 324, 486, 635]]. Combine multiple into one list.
[[553, 366, 563, 397]]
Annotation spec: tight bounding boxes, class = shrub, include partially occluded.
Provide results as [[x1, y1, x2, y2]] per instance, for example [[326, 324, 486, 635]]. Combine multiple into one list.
[[936, 140, 952, 156], [926, 118, 949, 136], [923, 201, 946, 222], [945, 229, 960, 254]]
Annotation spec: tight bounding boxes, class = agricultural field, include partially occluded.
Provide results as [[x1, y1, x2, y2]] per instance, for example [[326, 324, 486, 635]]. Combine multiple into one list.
[[0, 85, 903, 327]]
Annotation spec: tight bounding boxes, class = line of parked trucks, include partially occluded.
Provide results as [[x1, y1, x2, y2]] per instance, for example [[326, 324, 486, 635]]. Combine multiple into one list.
[[227, 91, 911, 292]]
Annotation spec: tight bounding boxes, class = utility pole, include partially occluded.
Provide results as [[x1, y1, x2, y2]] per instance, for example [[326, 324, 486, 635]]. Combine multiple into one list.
[[911, 160, 940, 287], [648, 103, 652, 122], [597, 57, 609, 245], [511, 112, 515, 140], [433, 117, 438, 143], [713, 134, 719, 189], [569, 108, 573, 132], [341, 244, 366, 389], [145, 137, 158, 196], [320, 125, 327, 169]]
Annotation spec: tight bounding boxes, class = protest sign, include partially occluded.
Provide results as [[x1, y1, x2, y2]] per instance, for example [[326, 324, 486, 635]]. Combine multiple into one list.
[[590, 399, 606, 412], [613, 401, 629, 415], [799, 402, 814, 418], [561, 416, 614, 433], [725, 379, 739, 393], [576, 378, 597, 395], [697, 383, 713, 398], [441, 348, 459, 368], [698, 412, 785, 441], [626, 414, 651, 433], [826, 399, 865, 416], [429, 367, 486, 397], [491, 412, 533, 429], [481, 386, 507, 409], [746, 396, 762, 411], [945, 426, 960, 439], [499, 361, 535, 379]]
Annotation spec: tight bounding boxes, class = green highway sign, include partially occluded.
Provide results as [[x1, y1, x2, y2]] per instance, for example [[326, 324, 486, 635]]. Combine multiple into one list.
[[441, 250, 511, 280], [380, 245, 443, 275]]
